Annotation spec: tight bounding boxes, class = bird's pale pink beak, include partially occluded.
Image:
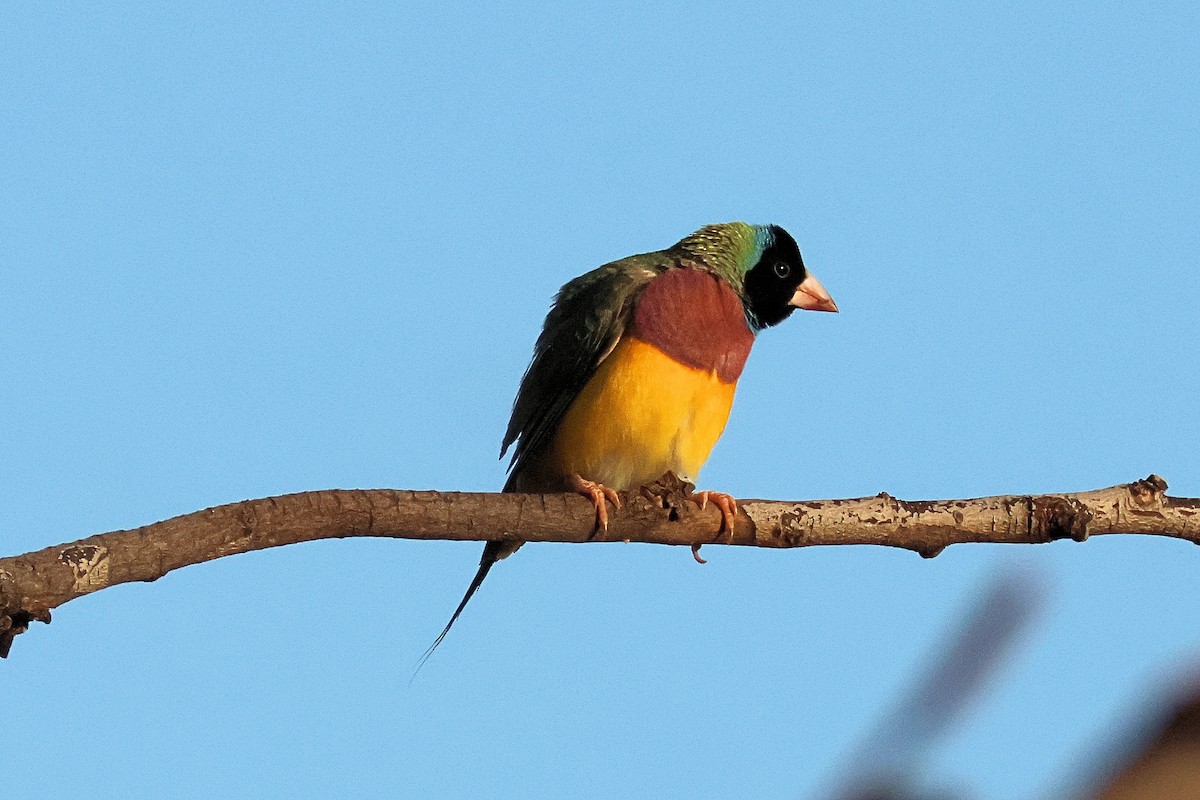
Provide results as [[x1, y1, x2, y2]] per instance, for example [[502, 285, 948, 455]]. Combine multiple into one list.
[[789, 274, 838, 313]]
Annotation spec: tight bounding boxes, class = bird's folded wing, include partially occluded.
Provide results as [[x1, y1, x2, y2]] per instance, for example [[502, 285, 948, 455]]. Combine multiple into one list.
[[500, 253, 670, 486]]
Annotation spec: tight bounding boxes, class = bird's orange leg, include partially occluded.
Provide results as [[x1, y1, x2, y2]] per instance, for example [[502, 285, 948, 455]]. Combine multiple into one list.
[[693, 491, 739, 542], [570, 473, 622, 533]]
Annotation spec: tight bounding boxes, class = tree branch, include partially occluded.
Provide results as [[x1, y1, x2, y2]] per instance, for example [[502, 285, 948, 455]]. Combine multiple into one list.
[[1, 474, 1196, 657]]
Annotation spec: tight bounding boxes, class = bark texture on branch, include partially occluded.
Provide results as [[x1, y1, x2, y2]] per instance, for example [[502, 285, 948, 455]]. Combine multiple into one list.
[[1, 474, 1196, 657]]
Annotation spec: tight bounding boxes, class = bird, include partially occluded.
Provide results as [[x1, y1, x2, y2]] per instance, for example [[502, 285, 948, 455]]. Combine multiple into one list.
[[418, 222, 837, 666]]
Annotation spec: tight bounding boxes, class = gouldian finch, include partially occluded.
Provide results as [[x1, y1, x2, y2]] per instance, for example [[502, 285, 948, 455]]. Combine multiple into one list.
[[423, 222, 836, 661]]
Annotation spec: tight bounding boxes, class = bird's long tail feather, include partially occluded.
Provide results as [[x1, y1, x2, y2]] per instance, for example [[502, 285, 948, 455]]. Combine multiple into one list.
[[411, 540, 512, 680]]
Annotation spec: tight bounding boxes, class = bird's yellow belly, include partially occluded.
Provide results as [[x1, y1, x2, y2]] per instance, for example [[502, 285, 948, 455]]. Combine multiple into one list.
[[548, 336, 737, 491]]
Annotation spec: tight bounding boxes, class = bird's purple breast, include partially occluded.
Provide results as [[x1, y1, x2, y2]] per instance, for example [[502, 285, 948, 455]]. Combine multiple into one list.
[[627, 268, 754, 384]]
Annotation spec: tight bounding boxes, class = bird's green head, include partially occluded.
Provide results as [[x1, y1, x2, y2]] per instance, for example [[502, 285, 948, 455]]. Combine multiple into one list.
[[675, 222, 838, 331]]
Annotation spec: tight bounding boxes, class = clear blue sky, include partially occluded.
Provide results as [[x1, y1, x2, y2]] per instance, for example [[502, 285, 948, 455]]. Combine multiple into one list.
[[2, 3, 1198, 798]]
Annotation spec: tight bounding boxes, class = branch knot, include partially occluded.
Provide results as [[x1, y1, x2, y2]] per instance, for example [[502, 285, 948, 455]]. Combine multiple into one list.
[[1129, 474, 1169, 507], [1031, 496, 1093, 542]]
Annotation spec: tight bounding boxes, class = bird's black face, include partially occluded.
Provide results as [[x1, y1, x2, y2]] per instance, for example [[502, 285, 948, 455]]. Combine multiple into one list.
[[743, 226, 809, 330]]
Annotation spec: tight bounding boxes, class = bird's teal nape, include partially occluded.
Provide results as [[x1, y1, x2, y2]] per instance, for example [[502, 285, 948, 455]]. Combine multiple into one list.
[[672, 222, 774, 291]]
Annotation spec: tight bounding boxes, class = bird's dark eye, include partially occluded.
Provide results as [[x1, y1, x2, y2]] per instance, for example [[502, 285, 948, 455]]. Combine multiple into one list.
[[773, 262, 791, 279]]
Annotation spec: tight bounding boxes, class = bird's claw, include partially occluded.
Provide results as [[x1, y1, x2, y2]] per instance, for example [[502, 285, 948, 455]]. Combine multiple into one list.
[[570, 474, 621, 533], [693, 491, 738, 542], [636, 474, 737, 560]]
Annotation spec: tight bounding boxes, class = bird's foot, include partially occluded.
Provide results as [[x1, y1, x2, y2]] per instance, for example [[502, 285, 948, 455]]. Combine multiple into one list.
[[639, 473, 739, 563], [693, 491, 739, 542], [570, 473, 621, 534]]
